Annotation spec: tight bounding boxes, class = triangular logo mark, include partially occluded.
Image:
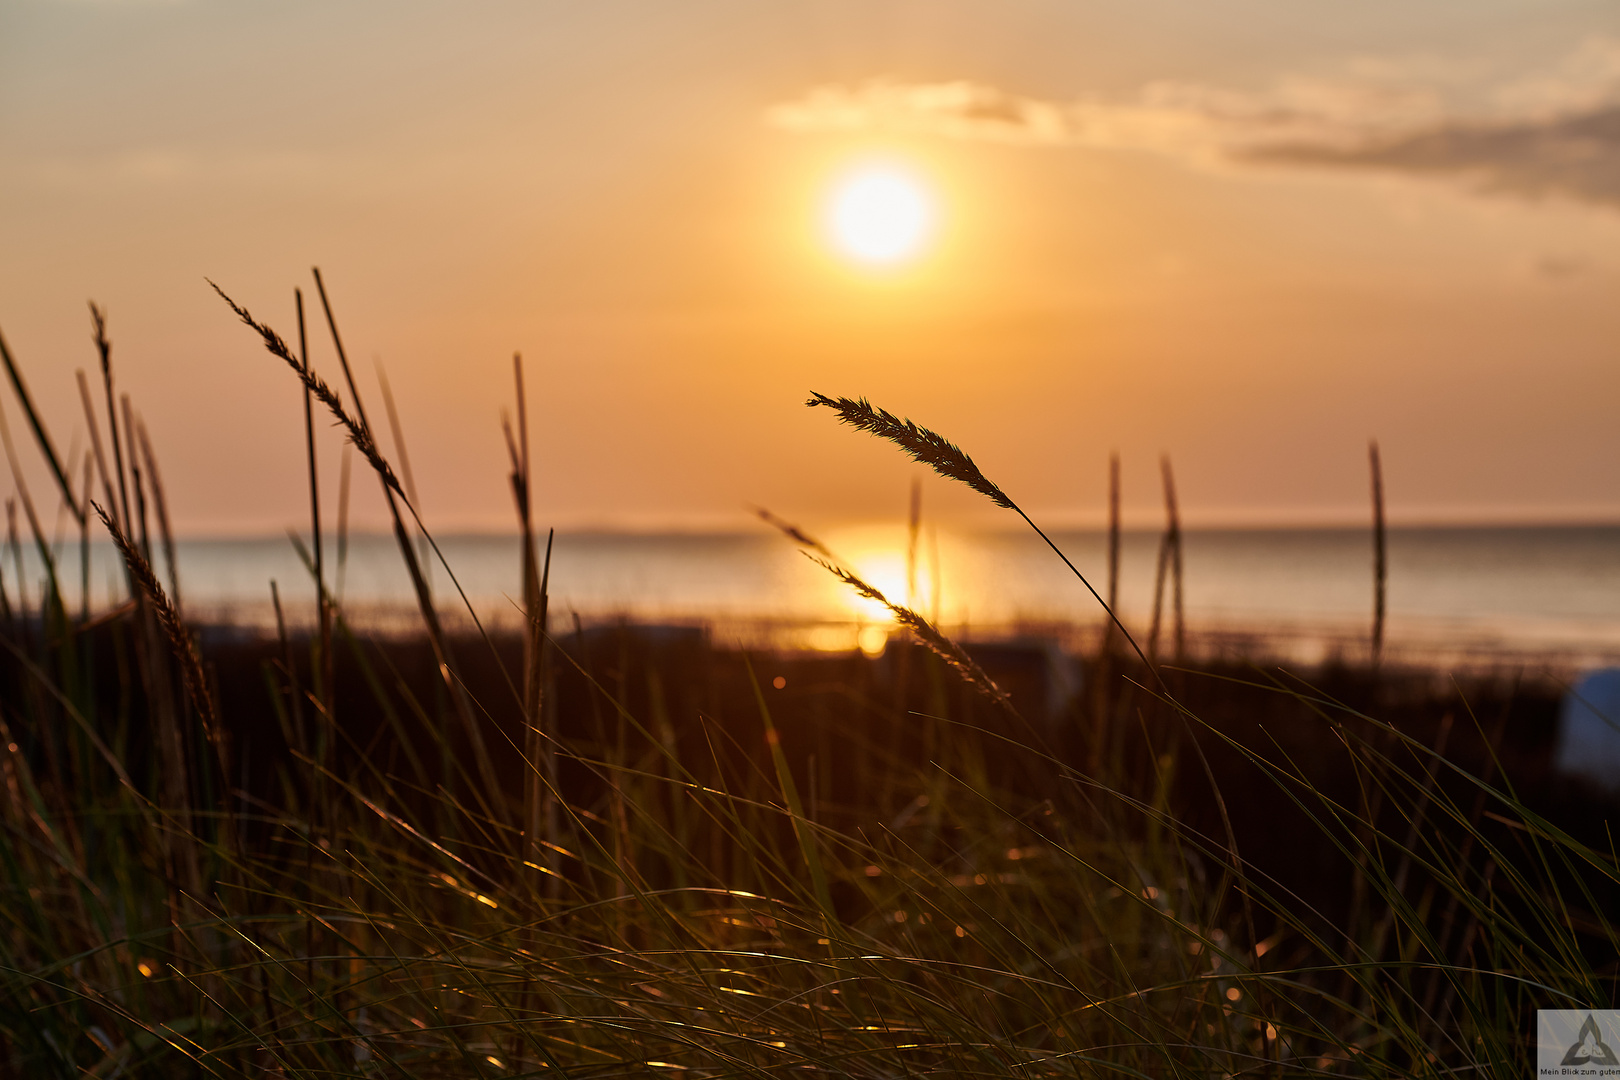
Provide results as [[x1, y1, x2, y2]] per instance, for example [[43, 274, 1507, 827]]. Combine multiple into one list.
[[1561, 1013, 1620, 1066]]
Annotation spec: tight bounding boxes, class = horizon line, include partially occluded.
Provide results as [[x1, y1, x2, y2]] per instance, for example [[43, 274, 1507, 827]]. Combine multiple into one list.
[[137, 512, 1620, 544]]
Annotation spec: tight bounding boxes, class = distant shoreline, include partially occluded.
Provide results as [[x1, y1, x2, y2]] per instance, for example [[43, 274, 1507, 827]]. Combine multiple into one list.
[[135, 520, 1620, 544], [183, 608, 1620, 678]]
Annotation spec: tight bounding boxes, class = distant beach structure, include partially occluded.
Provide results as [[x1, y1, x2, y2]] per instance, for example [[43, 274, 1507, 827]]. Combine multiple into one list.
[[1557, 669, 1620, 791]]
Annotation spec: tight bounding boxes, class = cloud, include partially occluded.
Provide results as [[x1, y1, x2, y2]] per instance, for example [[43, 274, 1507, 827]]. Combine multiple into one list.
[[766, 39, 1620, 210], [765, 81, 1078, 146], [767, 76, 1443, 153], [1245, 105, 1620, 207]]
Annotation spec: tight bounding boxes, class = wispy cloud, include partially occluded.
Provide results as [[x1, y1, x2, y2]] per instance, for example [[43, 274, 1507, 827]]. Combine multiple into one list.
[[1246, 105, 1620, 206], [766, 39, 1620, 210], [766, 81, 1081, 146], [767, 77, 1443, 155]]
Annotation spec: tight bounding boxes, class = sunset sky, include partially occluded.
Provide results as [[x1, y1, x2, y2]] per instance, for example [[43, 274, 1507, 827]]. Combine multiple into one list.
[[4, 1, 1620, 536]]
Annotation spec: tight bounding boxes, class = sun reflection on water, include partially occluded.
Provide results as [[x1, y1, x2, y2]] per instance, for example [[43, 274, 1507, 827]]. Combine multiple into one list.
[[823, 527, 939, 620]]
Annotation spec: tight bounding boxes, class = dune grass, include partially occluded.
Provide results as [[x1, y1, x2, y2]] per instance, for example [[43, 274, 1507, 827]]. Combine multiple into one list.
[[0, 282, 1610, 1077]]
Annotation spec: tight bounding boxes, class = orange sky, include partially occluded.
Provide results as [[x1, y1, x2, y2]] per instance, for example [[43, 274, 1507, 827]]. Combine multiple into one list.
[[4, 2, 1620, 536]]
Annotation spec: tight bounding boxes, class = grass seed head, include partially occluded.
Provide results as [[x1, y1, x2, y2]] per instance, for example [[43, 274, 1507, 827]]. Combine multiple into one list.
[[806, 552, 1014, 713], [806, 392, 1015, 511], [209, 279, 406, 502]]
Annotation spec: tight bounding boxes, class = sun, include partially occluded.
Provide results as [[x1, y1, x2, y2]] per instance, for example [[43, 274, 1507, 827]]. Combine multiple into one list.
[[825, 164, 935, 267]]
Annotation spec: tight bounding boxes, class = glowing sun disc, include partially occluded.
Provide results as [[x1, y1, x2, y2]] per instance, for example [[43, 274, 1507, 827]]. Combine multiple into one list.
[[827, 166, 933, 265]]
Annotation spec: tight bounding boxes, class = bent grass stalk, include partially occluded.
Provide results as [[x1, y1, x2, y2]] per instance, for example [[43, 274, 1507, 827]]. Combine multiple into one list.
[[209, 281, 404, 501], [0, 326, 83, 528], [752, 504, 840, 563], [92, 501, 220, 759], [754, 504, 1015, 713], [811, 554, 1014, 715], [807, 392, 1165, 691], [0, 394, 60, 595], [212, 277, 510, 809], [225, 273, 511, 678], [134, 416, 182, 621]]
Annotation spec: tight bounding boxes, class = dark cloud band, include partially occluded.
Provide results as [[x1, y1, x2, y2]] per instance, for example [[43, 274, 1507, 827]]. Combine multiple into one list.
[[768, 46, 1620, 212]]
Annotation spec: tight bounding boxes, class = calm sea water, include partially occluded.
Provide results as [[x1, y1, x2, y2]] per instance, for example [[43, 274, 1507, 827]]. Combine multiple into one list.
[[25, 525, 1620, 666]]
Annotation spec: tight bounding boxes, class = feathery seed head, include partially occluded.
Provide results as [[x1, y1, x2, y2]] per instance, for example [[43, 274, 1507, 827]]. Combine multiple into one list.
[[753, 506, 840, 563], [806, 393, 1015, 511], [805, 552, 1014, 712], [94, 500, 220, 737], [209, 280, 407, 503]]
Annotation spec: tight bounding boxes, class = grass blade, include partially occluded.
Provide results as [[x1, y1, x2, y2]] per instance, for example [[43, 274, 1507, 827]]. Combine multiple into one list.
[[0, 325, 83, 527]]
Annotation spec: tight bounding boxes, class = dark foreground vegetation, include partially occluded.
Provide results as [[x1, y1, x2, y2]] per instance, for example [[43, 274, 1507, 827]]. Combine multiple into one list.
[[0, 282, 1614, 1077], [2, 611, 1616, 1078]]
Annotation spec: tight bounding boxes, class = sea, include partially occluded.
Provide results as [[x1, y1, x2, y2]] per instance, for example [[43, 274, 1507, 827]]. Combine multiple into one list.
[[22, 523, 1620, 671]]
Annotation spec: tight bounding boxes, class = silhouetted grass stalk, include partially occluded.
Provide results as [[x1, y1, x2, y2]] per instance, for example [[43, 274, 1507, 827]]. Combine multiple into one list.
[[0, 328, 84, 559], [295, 288, 332, 716], [1371, 439, 1387, 666], [214, 276, 505, 810], [813, 554, 1015, 714], [134, 417, 181, 621], [755, 505, 1014, 714], [808, 392, 1166, 692], [93, 502, 222, 776], [506, 352, 558, 883]]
